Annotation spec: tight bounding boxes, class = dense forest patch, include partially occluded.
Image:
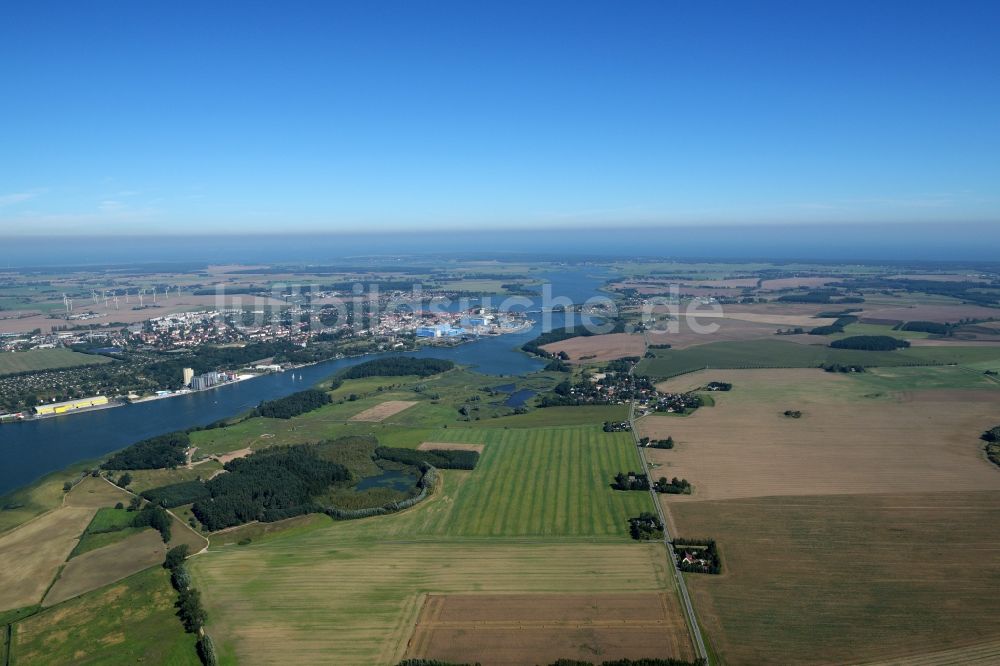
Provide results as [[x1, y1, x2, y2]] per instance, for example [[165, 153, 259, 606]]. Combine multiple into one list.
[[375, 446, 479, 470], [830, 335, 910, 351], [101, 432, 189, 470], [340, 357, 454, 379], [192, 446, 350, 530], [253, 388, 332, 419]]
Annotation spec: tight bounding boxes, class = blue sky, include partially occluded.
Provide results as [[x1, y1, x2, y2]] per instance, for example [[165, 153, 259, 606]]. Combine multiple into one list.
[[1, 0, 998, 236]]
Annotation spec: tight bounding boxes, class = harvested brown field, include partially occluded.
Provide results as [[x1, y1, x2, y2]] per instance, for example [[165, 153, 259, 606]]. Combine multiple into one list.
[[713, 312, 834, 327], [540, 333, 646, 361], [640, 369, 1000, 502], [682, 277, 759, 288], [0, 477, 128, 611], [417, 442, 485, 453], [760, 276, 839, 290], [403, 592, 695, 665], [672, 491, 1000, 665], [645, 318, 781, 350], [348, 400, 418, 422], [888, 273, 990, 282], [858, 304, 1000, 324], [0, 506, 94, 611], [42, 529, 166, 606], [65, 476, 131, 508]]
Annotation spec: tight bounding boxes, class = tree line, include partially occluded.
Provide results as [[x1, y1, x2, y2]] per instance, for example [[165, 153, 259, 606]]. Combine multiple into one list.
[[339, 357, 454, 379], [654, 477, 691, 494], [639, 436, 674, 449], [102, 432, 189, 470], [375, 446, 479, 470], [163, 544, 216, 665], [897, 320, 953, 335], [253, 388, 332, 419], [830, 335, 910, 351]]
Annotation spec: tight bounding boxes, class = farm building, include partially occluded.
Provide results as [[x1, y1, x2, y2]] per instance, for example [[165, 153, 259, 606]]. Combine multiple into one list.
[[34, 395, 109, 416]]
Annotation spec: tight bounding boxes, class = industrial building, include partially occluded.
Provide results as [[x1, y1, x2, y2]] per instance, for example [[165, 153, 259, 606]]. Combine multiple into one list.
[[34, 396, 110, 416], [415, 324, 466, 338]]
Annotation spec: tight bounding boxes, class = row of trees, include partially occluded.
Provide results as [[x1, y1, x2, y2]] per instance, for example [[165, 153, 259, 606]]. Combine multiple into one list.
[[640, 436, 674, 449], [821, 362, 866, 373], [163, 545, 216, 665], [654, 477, 691, 494], [131, 504, 172, 542], [253, 388, 331, 419], [340, 357, 454, 379]]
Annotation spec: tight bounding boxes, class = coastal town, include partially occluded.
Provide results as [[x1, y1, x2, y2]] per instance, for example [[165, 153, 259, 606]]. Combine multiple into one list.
[[0, 299, 530, 421]]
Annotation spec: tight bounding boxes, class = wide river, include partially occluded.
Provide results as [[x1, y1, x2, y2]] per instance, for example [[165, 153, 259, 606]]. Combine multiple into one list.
[[0, 268, 613, 496]]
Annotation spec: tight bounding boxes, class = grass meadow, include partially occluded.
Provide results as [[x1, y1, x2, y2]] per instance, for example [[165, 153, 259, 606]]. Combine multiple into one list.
[[0, 348, 112, 376], [11, 567, 198, 665]]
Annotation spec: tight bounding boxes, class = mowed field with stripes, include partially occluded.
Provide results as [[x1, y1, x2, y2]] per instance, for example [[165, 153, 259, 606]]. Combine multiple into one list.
[[418, 426, 653, 537]]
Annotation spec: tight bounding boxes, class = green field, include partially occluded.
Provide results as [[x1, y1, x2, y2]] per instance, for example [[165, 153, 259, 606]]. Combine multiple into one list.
[[188, 418, 670, 664], [0, 460, 98, 535], [637, 338, 1000, 378], [0, 348, 112, 376], [187, 369, 576, 459], [69, 507, 147, 558], [192, 514, 669, 665], [401, 426, 653, 538], [10, 567, 198, 665]]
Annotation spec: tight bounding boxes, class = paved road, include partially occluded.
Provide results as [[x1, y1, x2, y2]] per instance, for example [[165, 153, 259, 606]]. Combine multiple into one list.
[[628, 363, 709, 663]]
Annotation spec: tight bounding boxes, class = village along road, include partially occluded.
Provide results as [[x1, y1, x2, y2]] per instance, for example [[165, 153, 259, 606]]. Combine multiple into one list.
[[628, 362, 710, 663]]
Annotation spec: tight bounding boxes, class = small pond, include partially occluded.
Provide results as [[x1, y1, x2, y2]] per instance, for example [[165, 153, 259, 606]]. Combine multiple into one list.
[[354, 467, 420, 492], [504, 389, 536, 407]]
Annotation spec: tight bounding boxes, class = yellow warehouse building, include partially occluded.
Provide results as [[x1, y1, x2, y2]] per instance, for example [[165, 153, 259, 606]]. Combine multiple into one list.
[[34, 396, 109, 416]]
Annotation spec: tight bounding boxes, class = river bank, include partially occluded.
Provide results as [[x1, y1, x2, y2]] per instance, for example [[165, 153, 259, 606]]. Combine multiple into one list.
[[0, 268, 613, 498]]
